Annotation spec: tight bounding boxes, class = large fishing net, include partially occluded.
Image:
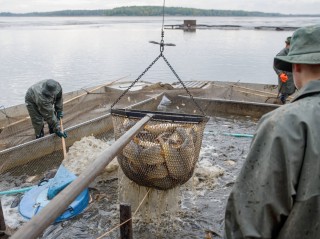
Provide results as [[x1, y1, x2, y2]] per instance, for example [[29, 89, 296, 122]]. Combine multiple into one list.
[[0, 84, 164, 192], [112, 109, 209, 190]]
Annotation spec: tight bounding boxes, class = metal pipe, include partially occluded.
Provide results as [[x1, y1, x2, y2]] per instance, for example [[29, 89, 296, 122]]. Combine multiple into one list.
[[11, 114, 154, 239], [223, 133, 254, 138], [0, 186, 34, 196]]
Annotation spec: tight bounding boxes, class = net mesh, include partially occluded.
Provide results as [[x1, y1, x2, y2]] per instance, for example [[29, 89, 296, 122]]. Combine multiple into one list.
[[112, 111, 208, 190], [0, 88, 163, 191]]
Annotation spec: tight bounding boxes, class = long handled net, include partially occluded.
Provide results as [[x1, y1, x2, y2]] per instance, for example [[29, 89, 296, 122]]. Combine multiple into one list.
[[112, 109, 208, 190]]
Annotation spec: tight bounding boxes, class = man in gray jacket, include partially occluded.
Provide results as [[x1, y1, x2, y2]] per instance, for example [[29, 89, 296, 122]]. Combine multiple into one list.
[[25, 79, 67, 139], [224, 25, 320, 239], [273, 36, 296, 104]]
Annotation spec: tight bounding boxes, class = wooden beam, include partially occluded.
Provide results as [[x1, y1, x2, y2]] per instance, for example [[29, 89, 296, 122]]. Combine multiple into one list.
[[120, 204, 133, 239]]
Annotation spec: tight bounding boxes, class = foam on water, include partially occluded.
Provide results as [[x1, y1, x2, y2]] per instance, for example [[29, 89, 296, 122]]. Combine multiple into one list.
[[62, 136, 118, 175]]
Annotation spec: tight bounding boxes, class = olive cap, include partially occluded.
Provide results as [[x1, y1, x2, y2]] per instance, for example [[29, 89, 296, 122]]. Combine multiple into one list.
[[42, 79, 58, 97]]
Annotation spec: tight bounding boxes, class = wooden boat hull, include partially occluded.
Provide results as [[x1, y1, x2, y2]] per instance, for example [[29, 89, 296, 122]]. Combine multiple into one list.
[[0, 82, 162, 150], [167, 95, 279, 119], [166, 81, 295, 105], [0, 80, 289, 173], [164, 80, 293, 118]]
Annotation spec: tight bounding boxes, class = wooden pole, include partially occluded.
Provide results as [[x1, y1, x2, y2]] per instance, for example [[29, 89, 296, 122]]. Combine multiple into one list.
[[11, 114, 153, 239], [59, 119, 67, 159], [0, 200, 6, 232], [120, 204, 133, 239]]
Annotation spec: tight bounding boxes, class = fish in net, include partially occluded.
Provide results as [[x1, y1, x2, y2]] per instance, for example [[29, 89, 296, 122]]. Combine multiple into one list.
[[112, 109, 208, 190]]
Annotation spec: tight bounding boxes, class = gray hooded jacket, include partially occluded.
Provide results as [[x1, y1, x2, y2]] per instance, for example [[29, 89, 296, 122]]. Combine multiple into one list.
[[25, 80, 63, 135], [225, 80, 320, 239]]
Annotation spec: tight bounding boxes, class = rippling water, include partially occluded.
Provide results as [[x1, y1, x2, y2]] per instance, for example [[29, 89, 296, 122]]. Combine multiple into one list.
[[0, 16, 319, 106]]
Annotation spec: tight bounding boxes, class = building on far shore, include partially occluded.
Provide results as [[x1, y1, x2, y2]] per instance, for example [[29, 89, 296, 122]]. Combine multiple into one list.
[[184, 20, 196, 31]]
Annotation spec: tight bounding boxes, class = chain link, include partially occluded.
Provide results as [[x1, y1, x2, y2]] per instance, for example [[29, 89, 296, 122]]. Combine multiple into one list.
[[110, 54, 162, 109], [161, 55, 206, 116], [160, 30, 165, 53]]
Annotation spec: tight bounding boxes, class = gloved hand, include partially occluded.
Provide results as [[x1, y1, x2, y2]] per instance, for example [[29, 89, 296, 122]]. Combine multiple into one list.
[[55, 131, 67, 138], [280, 73, 288, 83], [56, 111, 64, 120]]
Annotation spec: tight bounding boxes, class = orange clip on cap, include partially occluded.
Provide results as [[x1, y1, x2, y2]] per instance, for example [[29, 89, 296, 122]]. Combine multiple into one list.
[[280, 73, 288, 83]]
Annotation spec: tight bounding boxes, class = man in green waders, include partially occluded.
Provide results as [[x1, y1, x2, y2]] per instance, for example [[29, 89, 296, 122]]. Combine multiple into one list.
[[224, 24, 320, 239], [273, 36, 296, 104], [25, 79, 67, 139]]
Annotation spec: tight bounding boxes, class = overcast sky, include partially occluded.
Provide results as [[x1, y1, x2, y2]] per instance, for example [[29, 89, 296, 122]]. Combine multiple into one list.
[[0, 0, 319, 15]]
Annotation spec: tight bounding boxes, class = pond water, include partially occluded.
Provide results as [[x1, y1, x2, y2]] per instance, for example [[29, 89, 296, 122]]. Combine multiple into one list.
[[0, 16, 319, 106]]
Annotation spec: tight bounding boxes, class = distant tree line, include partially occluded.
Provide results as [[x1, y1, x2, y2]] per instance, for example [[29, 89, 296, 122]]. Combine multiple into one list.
[[0, 6, 318, 17]]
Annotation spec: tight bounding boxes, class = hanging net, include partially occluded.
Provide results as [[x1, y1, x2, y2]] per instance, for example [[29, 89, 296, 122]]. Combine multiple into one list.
[[112, 109, 209, 190], [109, 0, 209, 190]]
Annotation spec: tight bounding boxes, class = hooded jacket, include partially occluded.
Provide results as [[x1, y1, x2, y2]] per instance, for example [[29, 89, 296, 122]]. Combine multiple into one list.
[[225, 80, 320, 239], [25, 80, 63, 134]]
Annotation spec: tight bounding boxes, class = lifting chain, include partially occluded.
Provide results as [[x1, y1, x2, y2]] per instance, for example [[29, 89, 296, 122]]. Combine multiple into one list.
[[110, 0, 206, 116], [161, 55, 206, 116], [110, 54, 162, 109], [110, 51, 206, 116]]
